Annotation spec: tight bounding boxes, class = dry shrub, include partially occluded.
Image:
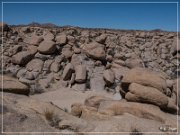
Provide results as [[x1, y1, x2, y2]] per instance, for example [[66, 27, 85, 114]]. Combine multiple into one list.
[[44, 108, 54, 121]]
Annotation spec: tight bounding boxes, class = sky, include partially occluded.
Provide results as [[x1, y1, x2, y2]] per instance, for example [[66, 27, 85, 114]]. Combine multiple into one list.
[[0, 0, 179, 31]]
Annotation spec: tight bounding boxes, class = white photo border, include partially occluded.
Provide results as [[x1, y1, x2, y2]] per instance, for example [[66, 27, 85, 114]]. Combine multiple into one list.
[[1, 1, 179, 134]]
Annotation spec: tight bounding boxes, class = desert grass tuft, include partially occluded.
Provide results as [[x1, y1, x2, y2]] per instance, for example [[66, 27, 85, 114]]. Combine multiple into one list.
[[44, 108, 54, 121]]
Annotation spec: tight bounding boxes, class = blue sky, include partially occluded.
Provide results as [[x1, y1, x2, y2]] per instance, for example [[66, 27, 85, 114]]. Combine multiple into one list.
[[1, 0, 179, 31]]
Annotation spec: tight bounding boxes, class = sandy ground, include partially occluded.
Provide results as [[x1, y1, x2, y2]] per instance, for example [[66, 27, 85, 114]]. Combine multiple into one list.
[[31, 84, 113, 112]]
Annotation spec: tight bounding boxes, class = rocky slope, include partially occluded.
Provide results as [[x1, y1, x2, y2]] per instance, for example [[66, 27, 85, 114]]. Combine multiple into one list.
[[0, 23, 179, 134]]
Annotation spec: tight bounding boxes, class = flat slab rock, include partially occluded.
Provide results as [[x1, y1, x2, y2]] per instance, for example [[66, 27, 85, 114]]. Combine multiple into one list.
[[31, 87, 113, 112], [2, 92, 90, 133], [0, 75, 30, 95], [3, 92, 179, 133]]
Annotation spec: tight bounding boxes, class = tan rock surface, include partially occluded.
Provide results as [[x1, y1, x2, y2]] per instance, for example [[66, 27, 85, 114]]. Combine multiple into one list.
[[122, 67, 167, 92], [126, 83, 168, 108], [0, 75, 29, 95]]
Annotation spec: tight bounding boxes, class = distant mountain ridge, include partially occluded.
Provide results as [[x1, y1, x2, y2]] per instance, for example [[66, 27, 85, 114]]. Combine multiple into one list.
[[9, 22, 174, 33]]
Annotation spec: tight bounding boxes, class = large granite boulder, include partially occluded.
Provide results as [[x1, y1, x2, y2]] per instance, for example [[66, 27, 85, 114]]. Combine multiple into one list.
[[24, 35, 44, 46], [122, 68, 167, 92], [125, 83, 168, 108], [56, 34, 67, 45], [38, 40, 56, 54], [62, 46, 73, 59], [12, 51, 34, 65], [83, 42, 106, 60]]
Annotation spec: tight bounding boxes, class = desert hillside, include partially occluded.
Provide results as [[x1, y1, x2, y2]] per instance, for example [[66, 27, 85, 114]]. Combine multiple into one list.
[[0, 23, 179, 134]]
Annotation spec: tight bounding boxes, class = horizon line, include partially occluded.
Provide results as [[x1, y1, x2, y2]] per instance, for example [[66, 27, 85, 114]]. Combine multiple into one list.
[[9, 22, 178, 32]]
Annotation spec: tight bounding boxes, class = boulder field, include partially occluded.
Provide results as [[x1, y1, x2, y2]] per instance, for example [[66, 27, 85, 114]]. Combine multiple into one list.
[[0, 23, 179, 134]]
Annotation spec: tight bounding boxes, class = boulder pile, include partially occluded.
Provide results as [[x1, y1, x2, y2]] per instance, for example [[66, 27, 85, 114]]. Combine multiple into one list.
[[0, 23, 179, 133], [1, 23, 179, 106]]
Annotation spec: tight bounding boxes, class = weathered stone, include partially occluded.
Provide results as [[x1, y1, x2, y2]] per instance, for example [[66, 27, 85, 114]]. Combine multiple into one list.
[[173, 78, 180, 108], [113, 60, 126, 66], [71, 54, 84, 66], [54, 55, 64, 63], [43, 31, 54, 41], [84, 96, 111, 108], [90, 74, 105, 91], [2, 92, 89, 132], [24, 35, 44, 46], [38, 74, 54, 89], [35, 52, 53, 60], [83, 42, 106, 60], [19, 77, 35, 85], [166, 79, 174, 88], [106, 55, 113, 62], [73, 104, 108, 121], [95, 34, 107, 44], [166, 97, 178, 113], [94, 60, 102, 66], [0, 75, 29, 95], [27, 45, 38, 55], [56, 34, 67, 45], [8, 45, 22, 56], [165, 88, 172, 97], [122, 68, 167, 92], [69, 73, 75, 87], [171, 38, 180, 55], [60, 80, 69, 87], [12, 51, 33, 65], [62, 63, 74, 81], [50, 62, 60, 72], [72, 83, 86, 91], [1, 25, 180, 133], [161, 54, 166, 59], [6, 65, 20, 76], [73, 47, 81, 54], [105, 62, 111, 69], [42, 59, 53, 71], [126, 83, 169, 108], [71, 103, 83, 117], [113, 92, 122, 101], [26, 59, 44, 72], [114, 53, 124, 59], [98, 100, 171, 123], [125, 53, 132, 58], [38, 40, 56, 54], [75, 65, 86, 83], [24, 71, 35, 80], [62, 46, 73, 59], [20, 26, 31, 33], [103, 69, 115, 86], [125, 58, 144, 68], [111, 64, 130, 79], [16, 68, 27, 78]]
